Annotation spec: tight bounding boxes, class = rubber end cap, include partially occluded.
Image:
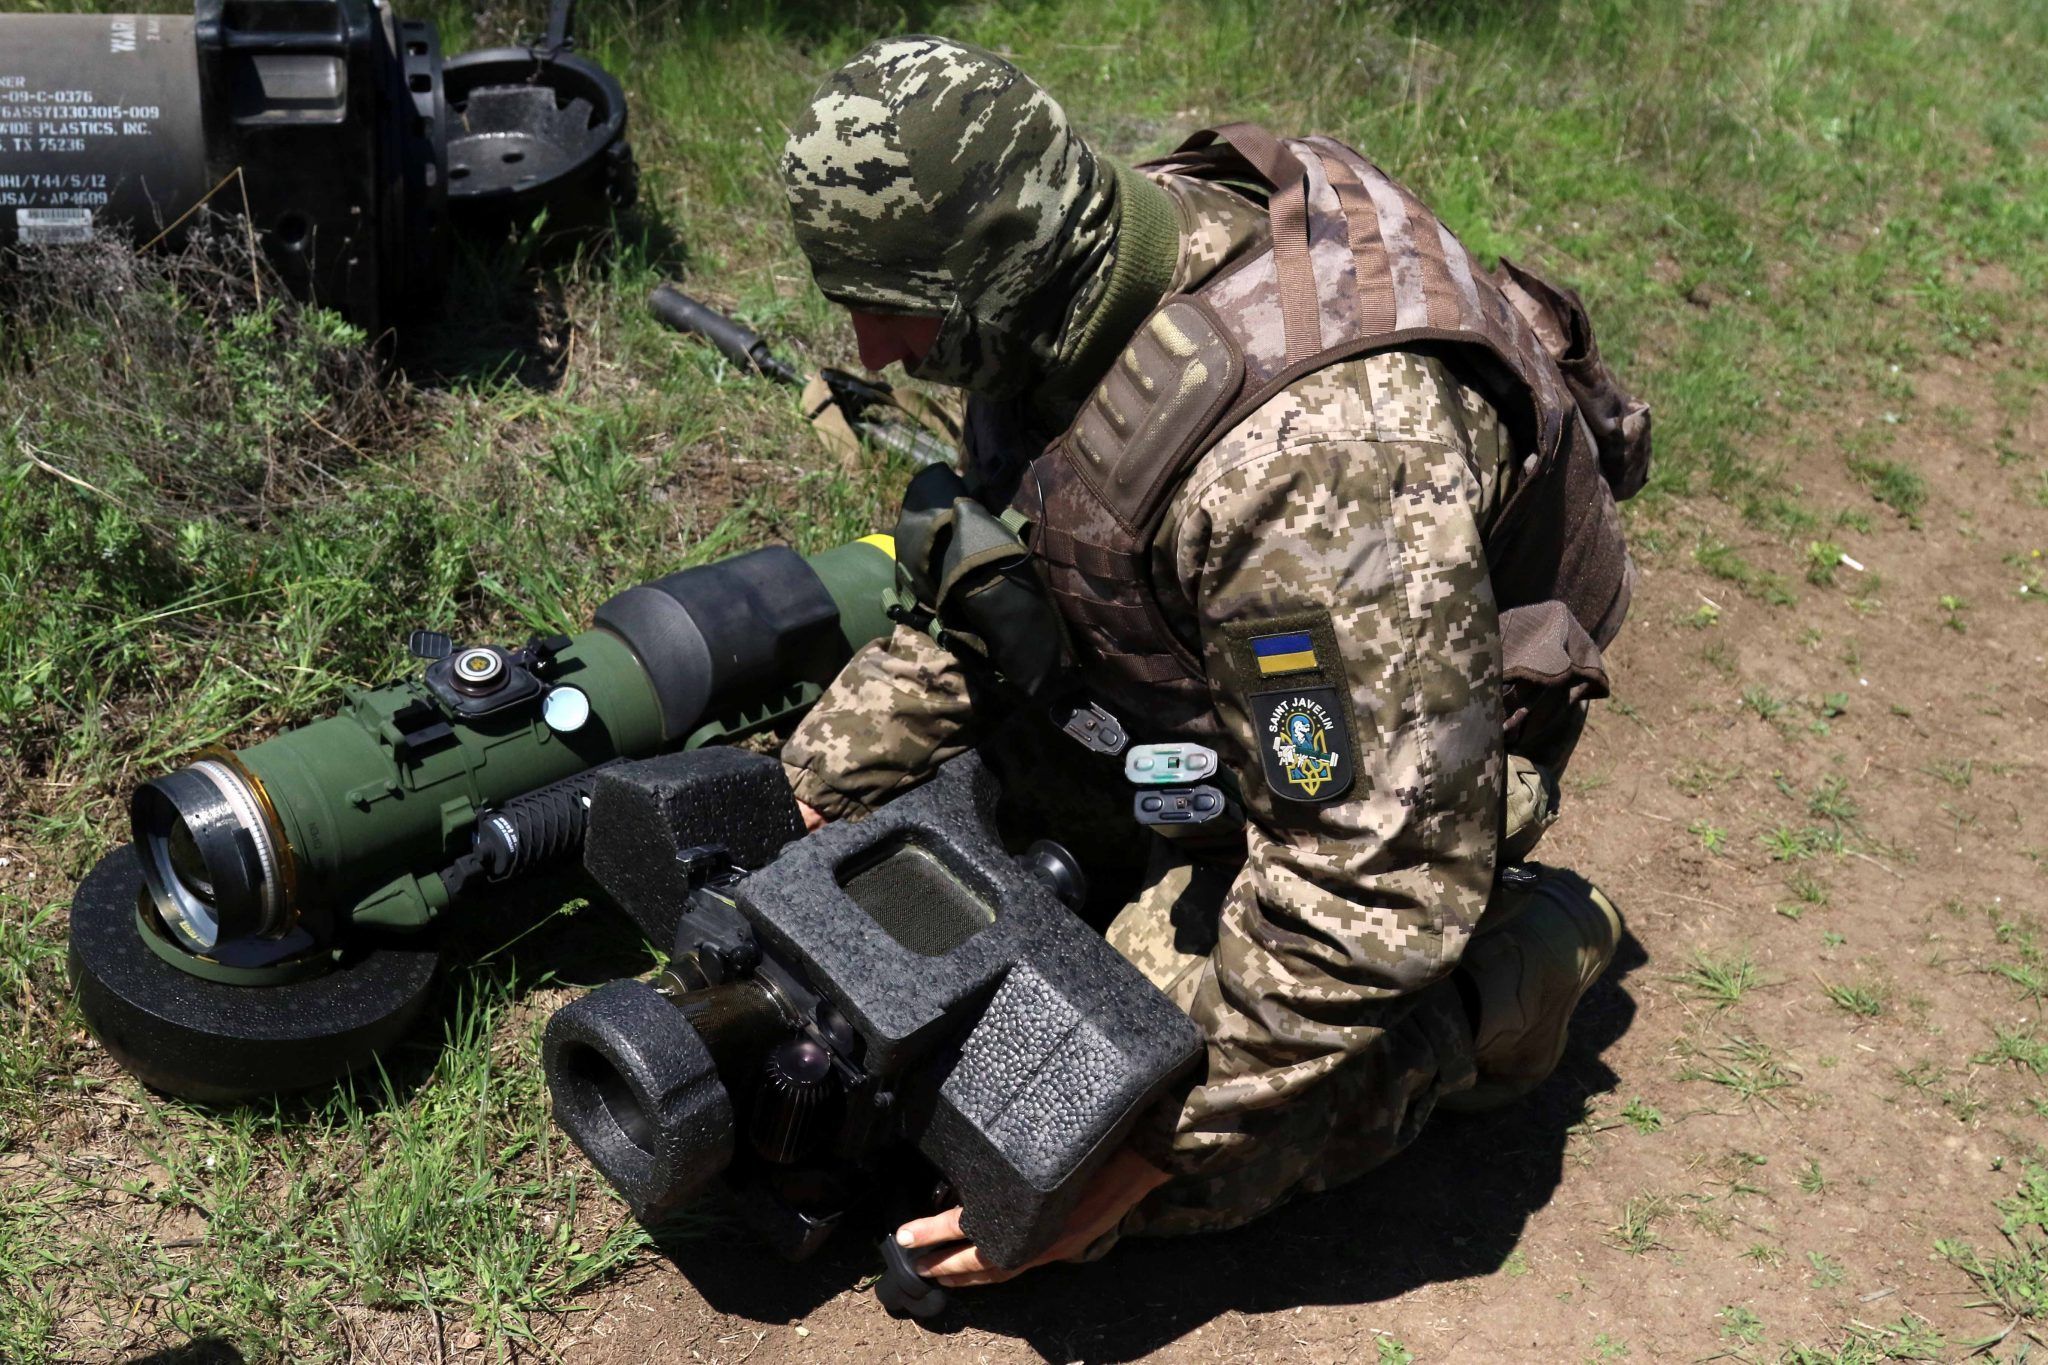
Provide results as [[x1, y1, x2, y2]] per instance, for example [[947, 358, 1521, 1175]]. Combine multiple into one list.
[[542, 978, 736, 1223], [68, 846, 440, 1103]]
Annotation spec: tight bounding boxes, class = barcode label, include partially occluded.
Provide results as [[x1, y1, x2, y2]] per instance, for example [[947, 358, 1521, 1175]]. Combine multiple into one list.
[[16, 208, 95, 244]]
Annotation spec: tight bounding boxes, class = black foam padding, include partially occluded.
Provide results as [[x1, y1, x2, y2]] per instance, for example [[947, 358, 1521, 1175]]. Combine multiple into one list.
[[583, 750, 808, 944], [69, 847, 441, 1103], [542, 979, 735, 1223], [732, 756, 1202, 1269]]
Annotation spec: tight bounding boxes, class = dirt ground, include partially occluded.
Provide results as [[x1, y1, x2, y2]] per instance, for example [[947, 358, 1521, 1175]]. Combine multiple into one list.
[[513, 357, 2046, 1362]]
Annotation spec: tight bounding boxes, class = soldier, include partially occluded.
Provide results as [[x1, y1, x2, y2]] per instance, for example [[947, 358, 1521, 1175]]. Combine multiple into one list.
[[776, 36, 1651, 1286]]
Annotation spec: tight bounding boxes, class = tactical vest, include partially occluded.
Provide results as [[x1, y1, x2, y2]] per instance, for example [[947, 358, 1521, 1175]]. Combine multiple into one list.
[[1008, 124, 1650, 749]]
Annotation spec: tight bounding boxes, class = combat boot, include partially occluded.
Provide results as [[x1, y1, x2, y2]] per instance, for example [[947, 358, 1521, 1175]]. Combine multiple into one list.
[[1439, 867, 1622, 1113]]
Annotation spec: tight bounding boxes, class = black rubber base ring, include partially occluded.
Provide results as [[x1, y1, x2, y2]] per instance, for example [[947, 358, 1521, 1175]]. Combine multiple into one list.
[[68, 846, 443, 1103]]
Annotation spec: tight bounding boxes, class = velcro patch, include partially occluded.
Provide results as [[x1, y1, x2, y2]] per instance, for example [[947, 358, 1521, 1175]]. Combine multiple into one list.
[[1218, 609, 1363, 805], [1252, 687, 1353, 802]]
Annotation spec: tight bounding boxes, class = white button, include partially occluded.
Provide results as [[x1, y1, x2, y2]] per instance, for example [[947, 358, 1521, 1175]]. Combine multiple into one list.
[[543, 686, 591, 734]]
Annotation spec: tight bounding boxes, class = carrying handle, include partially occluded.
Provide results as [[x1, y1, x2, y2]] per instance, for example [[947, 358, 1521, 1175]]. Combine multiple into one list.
[[542, 0, 577, 56], [1173, 122, 1319, 364]]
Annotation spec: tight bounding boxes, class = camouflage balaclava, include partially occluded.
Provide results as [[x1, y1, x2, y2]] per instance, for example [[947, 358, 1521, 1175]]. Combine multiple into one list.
[[780, 36, 1131, 399]]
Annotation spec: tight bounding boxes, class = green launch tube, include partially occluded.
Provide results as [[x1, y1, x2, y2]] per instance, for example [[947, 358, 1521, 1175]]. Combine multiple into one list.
[[130, 538, 897, 975]]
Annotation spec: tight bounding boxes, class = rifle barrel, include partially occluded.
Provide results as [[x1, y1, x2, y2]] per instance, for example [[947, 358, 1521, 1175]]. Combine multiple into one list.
[[648, 286, 802, 386], [649, 284, 955, 470]]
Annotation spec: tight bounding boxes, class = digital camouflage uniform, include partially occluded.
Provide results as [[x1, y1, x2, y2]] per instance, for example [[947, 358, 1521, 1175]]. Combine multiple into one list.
[[780, 37, 1587, 1241]]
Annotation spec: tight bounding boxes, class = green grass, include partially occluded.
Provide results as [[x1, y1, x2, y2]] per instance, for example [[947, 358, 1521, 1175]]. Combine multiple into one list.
[[0, 898, 72, 1126], [1820, 978, 1887, 1018], [1975, 1026, 2048, 1075], [1619, 1097, 1665, 1135], [1688, 819, 1729, 854], [1673, 950, 1764, 1010], [1740, 687, 1788, 721], [2, 963, 651, 1359], [1848, 455, 1930, 526], [1678, 1035, 1801, 1106], [1787, 872, 1831, 909], [1986, 909, 2045, 999], [1936, 1161, 2048, 1325], [1805, 541, 1846, 586], [3, 0, 2048, 1358], [1718, 1303, 1764, 1344], [1762, 823, 1846, 862], [1699, 540, 1797, 607], [1608, 1195, 1673, 1255]]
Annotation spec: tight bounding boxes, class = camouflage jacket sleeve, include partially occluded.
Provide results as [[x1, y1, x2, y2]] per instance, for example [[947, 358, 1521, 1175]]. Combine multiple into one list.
[[1139, 350, 1515, 1176], [779, 624, 979, 820]]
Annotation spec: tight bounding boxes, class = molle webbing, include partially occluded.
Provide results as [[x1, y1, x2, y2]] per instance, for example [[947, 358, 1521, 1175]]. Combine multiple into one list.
[[1175, 124, 1322, 364]]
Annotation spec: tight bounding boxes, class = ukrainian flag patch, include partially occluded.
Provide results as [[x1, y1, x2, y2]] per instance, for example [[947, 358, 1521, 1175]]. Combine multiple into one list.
[[1251, 631, 1318, 676]]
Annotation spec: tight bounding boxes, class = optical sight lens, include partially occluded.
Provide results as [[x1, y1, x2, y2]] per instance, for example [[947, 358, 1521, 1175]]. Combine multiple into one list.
[[166, 819, 216, 902], [131, 759, 288, 955]]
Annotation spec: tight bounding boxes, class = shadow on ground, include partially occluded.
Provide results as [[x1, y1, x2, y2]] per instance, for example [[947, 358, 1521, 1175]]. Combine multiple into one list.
[[656, 928, 1648, 1361], [395, 203, 689, 391], [122, 1336, 246, 1365]]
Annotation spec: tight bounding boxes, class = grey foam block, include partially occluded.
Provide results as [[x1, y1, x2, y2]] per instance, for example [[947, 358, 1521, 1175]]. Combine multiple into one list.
[[583, 749, 807, 943], [733, 755, 1202, 1268]]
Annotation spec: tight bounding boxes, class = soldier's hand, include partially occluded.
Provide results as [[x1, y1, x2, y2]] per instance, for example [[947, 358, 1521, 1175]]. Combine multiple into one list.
[[797, 800, 827, 832], [893, 1146, 1170, 1287]]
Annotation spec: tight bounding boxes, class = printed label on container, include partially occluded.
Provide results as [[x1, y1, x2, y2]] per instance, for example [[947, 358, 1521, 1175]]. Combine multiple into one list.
[[16, 207, 94, 243]]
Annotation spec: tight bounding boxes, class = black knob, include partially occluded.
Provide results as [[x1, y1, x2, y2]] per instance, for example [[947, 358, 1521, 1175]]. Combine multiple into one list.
[[692, 934, 759, 985], [876, 1235, 949, 1319], [749, 1038, 839, 1164], [1018, 838, 1088, 913]]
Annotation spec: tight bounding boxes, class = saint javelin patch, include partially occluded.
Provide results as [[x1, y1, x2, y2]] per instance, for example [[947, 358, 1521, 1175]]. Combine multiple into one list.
[[1250, 631, 1318, 676], [1252, 687, 1353, 803]]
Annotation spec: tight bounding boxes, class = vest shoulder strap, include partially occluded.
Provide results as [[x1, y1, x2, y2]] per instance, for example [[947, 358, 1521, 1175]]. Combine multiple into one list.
[[1152, 123, 1320, 365]]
